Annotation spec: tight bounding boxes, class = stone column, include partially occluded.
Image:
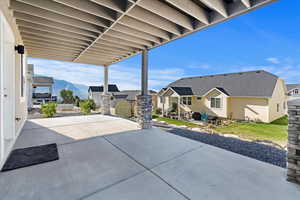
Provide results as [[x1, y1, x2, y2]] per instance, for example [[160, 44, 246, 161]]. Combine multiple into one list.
[[137, 49, 152, 129], [136, 95, 152, 129], [287, 99, 300, 184], [101, 66, 110, 115]]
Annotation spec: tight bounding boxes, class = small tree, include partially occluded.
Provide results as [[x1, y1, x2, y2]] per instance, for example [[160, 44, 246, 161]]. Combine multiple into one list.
[[41, 102, 57, 118], [60, 89, 74, 104]]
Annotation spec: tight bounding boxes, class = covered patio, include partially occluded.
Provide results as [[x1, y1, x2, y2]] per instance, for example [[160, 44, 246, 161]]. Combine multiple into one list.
[[1, 115, 299, 200]]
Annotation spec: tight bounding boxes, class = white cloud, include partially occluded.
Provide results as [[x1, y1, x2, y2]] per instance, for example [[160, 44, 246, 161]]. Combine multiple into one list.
[[266, 57, 280, 64], [28, 58, 188, 91]]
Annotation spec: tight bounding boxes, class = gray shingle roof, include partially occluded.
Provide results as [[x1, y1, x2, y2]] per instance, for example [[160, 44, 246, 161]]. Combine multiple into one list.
[[286, 84, 300, 91], [168, 70, 278, 97]]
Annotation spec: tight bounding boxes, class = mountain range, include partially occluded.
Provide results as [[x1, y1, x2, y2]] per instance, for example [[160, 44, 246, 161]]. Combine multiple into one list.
[[52, 79, 89, 99]]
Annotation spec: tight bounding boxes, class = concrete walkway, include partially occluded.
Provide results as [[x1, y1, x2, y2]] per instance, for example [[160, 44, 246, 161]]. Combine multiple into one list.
[[0, 115, 299, 200]]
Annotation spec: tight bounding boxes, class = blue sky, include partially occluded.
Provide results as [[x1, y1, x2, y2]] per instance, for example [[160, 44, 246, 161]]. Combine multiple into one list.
[[28, 0, 300, 91]]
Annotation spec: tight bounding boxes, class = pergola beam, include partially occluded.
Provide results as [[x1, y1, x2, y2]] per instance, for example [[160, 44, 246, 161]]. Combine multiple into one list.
[[107, 29, 153, 47], [13, 12, 99, 38], [127, 6, 181, 36], [52, 0, 116, 21], [10, 0, 103, 32], [19, 26, 91, 44], [165, 0, 209, 25], [22, 37, 87, 49], [17, 20, 95, 41], [15, 0, 110, 27], [241, 0, 251, 8], [90, 0, 126, 13], [198, 0, 228, 17], [138, 0, 194, 31], [112, 23, 161, 44], [118, 16, 170, 40]]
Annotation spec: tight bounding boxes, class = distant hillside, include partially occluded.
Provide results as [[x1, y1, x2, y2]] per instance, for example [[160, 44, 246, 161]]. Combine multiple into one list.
[[52, 79, 89, 99]]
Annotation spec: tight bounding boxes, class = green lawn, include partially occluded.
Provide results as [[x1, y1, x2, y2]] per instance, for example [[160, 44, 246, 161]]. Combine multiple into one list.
[[215, 116, 288, 144], [153, 115, 200, 128]]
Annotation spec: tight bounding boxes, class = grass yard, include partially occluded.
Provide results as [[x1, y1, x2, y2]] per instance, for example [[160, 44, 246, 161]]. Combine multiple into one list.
[[153, 115, 200, 128], [215, 116, 288, 144]]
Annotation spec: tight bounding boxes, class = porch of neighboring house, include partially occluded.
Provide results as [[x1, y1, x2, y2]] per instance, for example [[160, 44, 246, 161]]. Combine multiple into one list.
[[0, 114, 299, 200]]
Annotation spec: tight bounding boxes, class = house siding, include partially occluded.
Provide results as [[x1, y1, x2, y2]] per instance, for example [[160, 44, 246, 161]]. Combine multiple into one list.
[[228, 97, 269, 122], [268, 78, 287, 122], [0, 1, 27, 168]]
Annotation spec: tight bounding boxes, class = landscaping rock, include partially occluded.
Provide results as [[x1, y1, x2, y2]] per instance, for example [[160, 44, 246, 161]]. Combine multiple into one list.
[[158, 127, 286, 168]]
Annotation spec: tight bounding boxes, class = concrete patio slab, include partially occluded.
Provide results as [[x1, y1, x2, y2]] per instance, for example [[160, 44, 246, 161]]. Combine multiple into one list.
[[84, 171, 186, 200], [152, 145, 300, 200], [105, 128, 203, 169], [0, 115, 299, 200]]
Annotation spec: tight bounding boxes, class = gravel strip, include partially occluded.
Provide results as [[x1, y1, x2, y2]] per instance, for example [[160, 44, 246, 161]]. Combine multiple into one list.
[[155, 124, 286, 168]]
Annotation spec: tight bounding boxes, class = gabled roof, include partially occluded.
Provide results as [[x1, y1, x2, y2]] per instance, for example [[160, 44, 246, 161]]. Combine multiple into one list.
[[170, 87, 193, 96], [32, 76, 54, 86], [88, 84, 120, 93], [168, 70, 278, 98], [286, 84, 300, 91]]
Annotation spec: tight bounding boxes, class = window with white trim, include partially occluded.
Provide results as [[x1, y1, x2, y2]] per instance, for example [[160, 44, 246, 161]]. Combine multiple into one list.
[[182, 97, 192, 105], [277, 103, 280, 112], [295, 89, 299, 95], [211, 98, 221, 108]]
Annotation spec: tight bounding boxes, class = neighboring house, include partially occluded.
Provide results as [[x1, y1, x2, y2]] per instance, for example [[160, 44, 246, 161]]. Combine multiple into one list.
[[158, 70, 287, 123], [88, 85, 157, 114], [287, 84, 300, 100], [88, 84, 120, 106]]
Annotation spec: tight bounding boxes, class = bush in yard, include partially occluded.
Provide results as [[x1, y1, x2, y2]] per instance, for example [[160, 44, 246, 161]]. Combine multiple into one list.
[[80, 100, 91, 114], [80, 99, 96, 114], [155, 108, 162, 115], [87, 99, 96, 111], [74, 96, 81, 107], [41, 102, 57, 118], [60, 89, 74, 104]]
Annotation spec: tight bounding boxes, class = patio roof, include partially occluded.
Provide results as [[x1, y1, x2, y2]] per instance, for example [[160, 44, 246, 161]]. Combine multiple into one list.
[[8, 0, 276, 66]]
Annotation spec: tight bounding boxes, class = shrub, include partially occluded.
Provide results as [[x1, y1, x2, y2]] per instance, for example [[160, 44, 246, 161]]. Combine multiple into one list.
[[41, 102, 56, 118], [155, 108, 162, 115], [74, 96, 81, 107], [192, 112, 201, 120], [87, 99, 96, 111], [60, 89, 74, 104], [80, 99, 96, 114]]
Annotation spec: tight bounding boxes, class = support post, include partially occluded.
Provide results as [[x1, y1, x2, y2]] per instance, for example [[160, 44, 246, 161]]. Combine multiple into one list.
[[287, 99, 300, 184], [178, 97, 181, 119], [137, 50, 152, 129], [101, 65, 110, 115]]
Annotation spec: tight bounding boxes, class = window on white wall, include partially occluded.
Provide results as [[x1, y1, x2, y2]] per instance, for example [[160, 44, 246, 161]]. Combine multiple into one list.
[[277, 103, 279, 112], [295, 89, 299, 95], [284, 102, 286, 110], [211, 98, 221, 108]]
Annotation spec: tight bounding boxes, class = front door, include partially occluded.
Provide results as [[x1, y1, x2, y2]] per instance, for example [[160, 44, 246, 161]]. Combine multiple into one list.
[[0, 13, 16, 161]]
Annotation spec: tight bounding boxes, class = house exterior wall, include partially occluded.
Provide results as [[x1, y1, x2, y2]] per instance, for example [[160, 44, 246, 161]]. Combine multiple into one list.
[[0, 1, 27, 168], [157, 85, 287, 123], [89, 91, 102, 107], [228, 97, 269, 122], [268, 78, 287, 122]]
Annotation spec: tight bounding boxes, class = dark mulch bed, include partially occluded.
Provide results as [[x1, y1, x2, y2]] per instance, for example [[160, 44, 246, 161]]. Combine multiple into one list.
[[158, 126, 286, 168]]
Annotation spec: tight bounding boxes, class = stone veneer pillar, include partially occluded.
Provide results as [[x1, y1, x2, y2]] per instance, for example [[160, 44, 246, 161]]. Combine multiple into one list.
[[101, 95, 111, 115], [136, 95, 152, 129], [287, 99, 300, 184]]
